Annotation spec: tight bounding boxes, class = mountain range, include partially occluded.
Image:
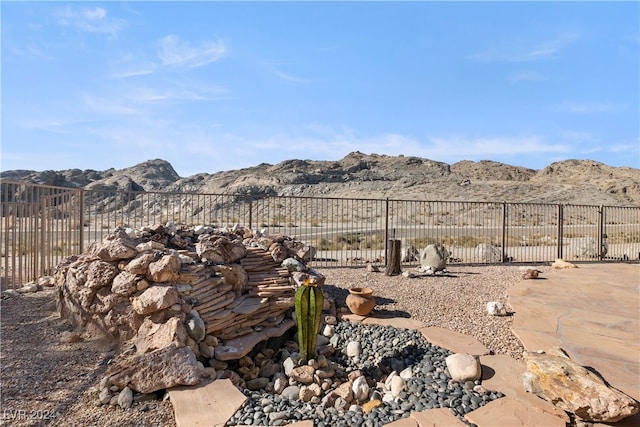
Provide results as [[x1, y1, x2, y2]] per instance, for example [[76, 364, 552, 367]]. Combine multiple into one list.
[[2, 152, 639, 207]]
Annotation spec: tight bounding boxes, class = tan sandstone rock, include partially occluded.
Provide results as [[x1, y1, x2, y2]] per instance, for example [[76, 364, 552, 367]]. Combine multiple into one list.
[[132, 285, 179, 315], [134, 316, 188, 354], [147, 254, 181, 282], [551, 258, 577, 269], [523, 347, 639, 422], [107, 344, 204, 394]]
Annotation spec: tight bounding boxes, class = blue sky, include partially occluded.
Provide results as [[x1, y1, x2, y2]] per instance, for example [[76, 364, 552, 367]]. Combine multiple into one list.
[[2, 1, 639, 177]]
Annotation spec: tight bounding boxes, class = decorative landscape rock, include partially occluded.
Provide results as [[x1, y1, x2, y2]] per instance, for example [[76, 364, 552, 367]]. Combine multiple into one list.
[[132, 285, 179, 315], [475, 243, 502, 263], [551, 258, 578, 269], [419, 243, 449, 273], [107, 344, 205, 394], [521, 268, 541, 279], [486, 301, 508, 316], [56, 223, 324, 394], [446, 353, 482, 382], [522, 347, 639, 422]]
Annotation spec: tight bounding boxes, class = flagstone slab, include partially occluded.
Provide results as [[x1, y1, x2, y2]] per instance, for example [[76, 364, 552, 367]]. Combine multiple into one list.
[[169, 378, 247, 427], [286, 421, 314, 427], [509, 299, 559, 333], [510, 329, 562, 353], [382, 416, 418, 426], [341, 313, 426, 330], [410, 408, 468, 426], [419, 326, 490, 355], [508, 263, 640, 409], [464, 396, 567, 427]]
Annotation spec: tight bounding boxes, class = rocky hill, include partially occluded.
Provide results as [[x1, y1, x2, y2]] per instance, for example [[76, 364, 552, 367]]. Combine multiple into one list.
[[2, 152, 639, 206]]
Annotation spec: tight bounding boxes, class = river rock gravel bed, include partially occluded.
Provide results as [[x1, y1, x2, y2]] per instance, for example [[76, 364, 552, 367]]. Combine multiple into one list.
[[227, 322, 505, 427]]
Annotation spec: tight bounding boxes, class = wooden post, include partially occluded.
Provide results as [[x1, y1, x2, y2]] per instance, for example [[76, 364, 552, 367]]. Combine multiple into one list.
[[386, 239, 402, 276]]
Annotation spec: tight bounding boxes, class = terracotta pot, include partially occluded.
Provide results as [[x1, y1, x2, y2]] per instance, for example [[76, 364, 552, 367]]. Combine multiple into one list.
[[346, 287, 375, 316]]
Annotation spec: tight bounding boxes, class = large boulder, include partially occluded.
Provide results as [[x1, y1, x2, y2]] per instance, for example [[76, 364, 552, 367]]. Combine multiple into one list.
[[523, 347, 639, 422], [475, 243, 501, 263], [419, 244, 449, 273], [446, 353, 482, 382]]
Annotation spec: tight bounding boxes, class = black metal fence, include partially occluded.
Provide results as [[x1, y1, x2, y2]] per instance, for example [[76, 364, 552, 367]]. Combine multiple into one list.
[[2, 180, 639, 289]]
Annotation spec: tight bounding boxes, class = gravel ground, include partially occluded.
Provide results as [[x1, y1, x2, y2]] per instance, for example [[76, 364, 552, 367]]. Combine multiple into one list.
[[321, 264, 537, 362], [0, 264, 538, 426]]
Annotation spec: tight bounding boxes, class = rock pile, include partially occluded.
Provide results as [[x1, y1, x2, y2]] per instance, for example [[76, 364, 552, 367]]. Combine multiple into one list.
[[55, 223, 325, 396]]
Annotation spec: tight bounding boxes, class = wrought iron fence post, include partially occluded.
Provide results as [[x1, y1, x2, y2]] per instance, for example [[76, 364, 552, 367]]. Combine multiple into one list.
[[598, 205, 604, 260], [384, 198, 389, 263], [79, 189, 85, 255], [38, 188, 46, 280], [557, 204, 564, 259], [501, 202, 507, 262]]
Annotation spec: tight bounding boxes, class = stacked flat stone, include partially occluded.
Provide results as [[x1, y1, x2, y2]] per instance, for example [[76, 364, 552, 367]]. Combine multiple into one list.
[[55, 222, 323, 395]]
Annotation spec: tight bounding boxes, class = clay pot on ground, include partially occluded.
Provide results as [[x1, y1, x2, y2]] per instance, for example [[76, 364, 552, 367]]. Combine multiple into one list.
[[346, 287, 375, 316]]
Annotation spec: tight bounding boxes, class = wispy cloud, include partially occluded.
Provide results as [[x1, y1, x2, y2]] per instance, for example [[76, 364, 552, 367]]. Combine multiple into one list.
[[18, 118, 73, 133], [158, 35, 227, 70], [470, 33, 579, 62], [427, 136, 569, 159], [82, 94, 141, 115], [110, 35, 228, 78], [55, 6, 126, 36], [555, 101, 629, 113], [273, 69, 315, 84], [125, 84, 228, 103], [508, 70, 549, 83], [5, 43, 54, 61]]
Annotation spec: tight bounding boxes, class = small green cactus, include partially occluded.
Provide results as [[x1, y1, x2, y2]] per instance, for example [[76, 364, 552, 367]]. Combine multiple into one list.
[[295, 278, 324, 364]]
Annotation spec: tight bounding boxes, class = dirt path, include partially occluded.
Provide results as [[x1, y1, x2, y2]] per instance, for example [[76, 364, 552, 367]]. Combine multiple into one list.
[[0, 289, 176, 427]]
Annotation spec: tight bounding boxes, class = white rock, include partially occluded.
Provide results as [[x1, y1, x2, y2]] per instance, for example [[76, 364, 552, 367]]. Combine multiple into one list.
[[282, 357, 296, 376], [384, 371, 397, 391], [390, 375, 405, 397], [382, 392, 395, 403], [346, 341, 362, 358], [352, 376, 370, 403], [322, 324, 335, 337], [446, 353, 482, 382], [486, 301, 508, 316]]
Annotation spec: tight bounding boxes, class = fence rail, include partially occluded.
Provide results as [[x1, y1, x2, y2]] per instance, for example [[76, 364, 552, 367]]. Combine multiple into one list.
[[2, 180, 639, 289]]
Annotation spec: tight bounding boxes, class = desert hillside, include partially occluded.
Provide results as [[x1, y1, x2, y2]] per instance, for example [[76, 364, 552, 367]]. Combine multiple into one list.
[[2, 152, 639, 206]]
